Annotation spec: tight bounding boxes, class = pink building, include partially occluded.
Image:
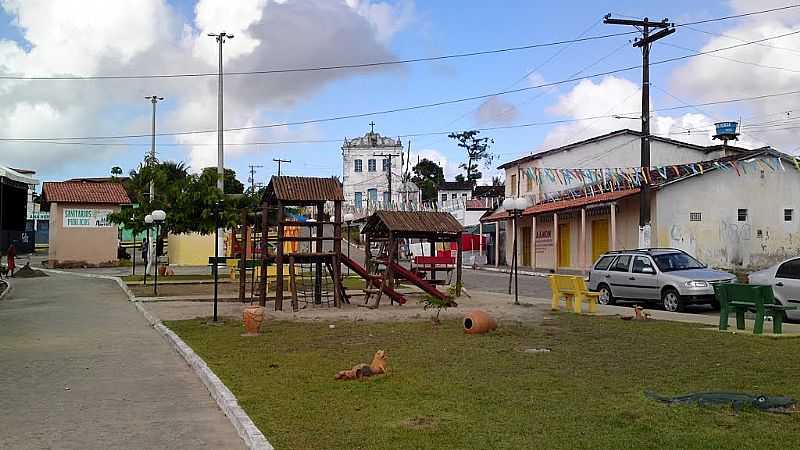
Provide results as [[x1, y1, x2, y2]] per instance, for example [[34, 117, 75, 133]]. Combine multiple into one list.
[[42, 181, 131, 268]]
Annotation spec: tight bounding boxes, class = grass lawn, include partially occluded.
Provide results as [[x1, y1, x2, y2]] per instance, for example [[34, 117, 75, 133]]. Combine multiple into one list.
[[166, 314, 800, 450]]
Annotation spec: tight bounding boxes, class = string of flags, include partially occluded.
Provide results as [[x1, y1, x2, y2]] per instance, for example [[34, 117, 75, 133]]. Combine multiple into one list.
[[525, 155, 800, 205]]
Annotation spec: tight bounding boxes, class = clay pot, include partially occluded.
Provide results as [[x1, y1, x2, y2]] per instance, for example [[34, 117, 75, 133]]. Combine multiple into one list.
[[158, 265, 167, 276], [242, 305, 265, 336], [463, 310, 497, 334]]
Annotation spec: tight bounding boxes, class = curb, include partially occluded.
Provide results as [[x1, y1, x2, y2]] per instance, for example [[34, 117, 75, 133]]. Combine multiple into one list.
[[0, 279, 12, 301], [39, 268, 273, 450], [471, 266, 550, 278]]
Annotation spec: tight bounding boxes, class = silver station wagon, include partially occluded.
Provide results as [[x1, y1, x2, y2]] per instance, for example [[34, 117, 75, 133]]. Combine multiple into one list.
[[587, 249, 736, 312]]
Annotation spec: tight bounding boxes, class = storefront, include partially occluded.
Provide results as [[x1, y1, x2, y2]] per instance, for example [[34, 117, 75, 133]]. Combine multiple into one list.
[[42, 181, 130, 268]]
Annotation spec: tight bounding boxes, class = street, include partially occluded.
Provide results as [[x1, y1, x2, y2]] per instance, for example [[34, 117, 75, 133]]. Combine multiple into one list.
[[0, 273, 244, 450]]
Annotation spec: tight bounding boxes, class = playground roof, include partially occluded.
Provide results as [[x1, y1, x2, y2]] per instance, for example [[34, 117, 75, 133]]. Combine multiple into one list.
[[362, 211, 462, 237], [263, 176, 344, 204]]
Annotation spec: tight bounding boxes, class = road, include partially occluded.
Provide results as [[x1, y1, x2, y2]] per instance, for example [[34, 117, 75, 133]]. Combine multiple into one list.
[[0, 273, 244, 450]]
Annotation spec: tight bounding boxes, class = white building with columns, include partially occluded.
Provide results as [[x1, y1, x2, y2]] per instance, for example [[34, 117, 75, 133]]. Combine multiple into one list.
[[341, 125, 405, 209]]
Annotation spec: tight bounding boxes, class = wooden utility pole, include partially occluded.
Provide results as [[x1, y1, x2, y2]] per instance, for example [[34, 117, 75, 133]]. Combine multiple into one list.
[[374, 152, 399, 209], [273, 158, 291, 176], [247, 164, 263, 192], [604, 14, 675, 248]]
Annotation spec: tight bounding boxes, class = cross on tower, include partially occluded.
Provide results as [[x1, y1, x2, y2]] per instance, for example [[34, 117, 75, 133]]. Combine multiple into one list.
[[369, 121, 375, 134]]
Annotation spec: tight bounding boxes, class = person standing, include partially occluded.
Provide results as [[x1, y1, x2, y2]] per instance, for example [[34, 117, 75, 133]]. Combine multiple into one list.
[[7, 242, 17, 277], [141, 237, 148, 266]]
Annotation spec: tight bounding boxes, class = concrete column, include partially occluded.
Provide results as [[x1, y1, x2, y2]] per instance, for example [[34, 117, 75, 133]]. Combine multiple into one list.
[[531, 215, 537, 271], [479, 221, 483, 258], [580, 207, 587, 272], [494, 223, 500, 267], [553, 212, 559, 272], [610, 202, 617, 251]]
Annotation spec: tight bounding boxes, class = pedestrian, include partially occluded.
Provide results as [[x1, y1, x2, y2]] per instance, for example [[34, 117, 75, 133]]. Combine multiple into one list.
[[7, 242, 17, 277], [141, 237, 148, 263]]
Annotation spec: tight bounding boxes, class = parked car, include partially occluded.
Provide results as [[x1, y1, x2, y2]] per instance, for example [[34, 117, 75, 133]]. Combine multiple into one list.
[[588, 248, 736, 312], [748, 256, 800, 322]]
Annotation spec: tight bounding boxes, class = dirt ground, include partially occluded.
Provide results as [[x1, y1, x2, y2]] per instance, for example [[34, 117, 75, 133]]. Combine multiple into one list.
[[141, 289, 548, 326]]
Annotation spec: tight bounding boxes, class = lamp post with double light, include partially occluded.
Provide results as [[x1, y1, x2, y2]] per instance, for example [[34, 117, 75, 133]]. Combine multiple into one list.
[[144, 214, 153, 286], [131, 215, 137, 277], [151, 210, 166, 297], [503, 196, 530, 305]]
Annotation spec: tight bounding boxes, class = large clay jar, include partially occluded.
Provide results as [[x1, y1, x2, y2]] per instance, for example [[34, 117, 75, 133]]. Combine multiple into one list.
[[463, 310, 497, 334], [242, 305, 265, 336]]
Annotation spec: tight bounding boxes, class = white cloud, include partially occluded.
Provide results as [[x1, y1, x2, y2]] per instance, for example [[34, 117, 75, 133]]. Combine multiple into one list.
[[474, 96, 519, 126], [0, 0, 415, 173]]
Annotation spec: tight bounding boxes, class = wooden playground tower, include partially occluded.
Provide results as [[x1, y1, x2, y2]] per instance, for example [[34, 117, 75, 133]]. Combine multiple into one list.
[[258, 176, 346, 311]]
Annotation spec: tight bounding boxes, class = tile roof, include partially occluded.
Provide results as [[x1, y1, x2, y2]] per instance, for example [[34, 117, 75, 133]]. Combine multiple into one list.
[[472, 185, 504, 198], [42, 181, 131, 205], [362, 211, 463, 235], [263, 176, 344, 203], [438, 180, 475, 191], [481, 189, 639, 222]]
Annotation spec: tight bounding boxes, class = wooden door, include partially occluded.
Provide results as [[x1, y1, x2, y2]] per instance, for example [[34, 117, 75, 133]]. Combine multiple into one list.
[[591, 219, 609, 263], [521, 226, 531, 267], [558, 223, 570, 268]]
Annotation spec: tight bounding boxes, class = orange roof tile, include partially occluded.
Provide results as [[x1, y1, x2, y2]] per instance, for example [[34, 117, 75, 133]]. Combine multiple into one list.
[[42, 181, 131, 205]]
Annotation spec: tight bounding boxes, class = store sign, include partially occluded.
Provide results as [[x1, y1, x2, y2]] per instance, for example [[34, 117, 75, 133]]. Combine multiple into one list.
[[63, 208, 114, 228], [27, 211, 50, 221]]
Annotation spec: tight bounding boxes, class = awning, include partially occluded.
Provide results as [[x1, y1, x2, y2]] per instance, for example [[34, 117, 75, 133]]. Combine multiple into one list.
[[481, 188, 638, 223], [0, 165, 39, 186]]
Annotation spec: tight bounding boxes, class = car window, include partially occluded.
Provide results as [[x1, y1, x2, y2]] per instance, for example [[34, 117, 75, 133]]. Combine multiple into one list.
[[631, 256, 655, 274], [594, 255, 616, 271], [610, 255, 631, 272], [776, 259, 800, 280], [652, 252, 705, 272]]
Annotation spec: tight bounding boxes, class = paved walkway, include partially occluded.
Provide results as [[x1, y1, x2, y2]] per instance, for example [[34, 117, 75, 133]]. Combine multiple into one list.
[[0, 273, 245, 449]]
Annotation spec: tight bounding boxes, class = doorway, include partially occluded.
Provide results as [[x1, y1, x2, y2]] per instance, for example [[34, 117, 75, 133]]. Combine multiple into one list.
[[558, 223, 570, 268], [521, 226, 531, 267], [591, 219, 609, 263]]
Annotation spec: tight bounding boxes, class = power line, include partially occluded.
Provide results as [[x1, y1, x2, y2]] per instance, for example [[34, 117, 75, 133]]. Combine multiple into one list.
[[2, 5, 798, 82], [683, 25, 800, 55]]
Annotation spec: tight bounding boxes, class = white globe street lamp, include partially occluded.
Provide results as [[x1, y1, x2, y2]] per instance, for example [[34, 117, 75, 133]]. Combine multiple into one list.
[[504, 196, 530, 305], [143, 214, 154, 286], [151, 210, 167, 297]]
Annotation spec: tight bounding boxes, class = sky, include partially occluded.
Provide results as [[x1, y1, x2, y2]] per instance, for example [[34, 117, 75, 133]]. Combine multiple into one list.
[[2, 0, 800, 190]]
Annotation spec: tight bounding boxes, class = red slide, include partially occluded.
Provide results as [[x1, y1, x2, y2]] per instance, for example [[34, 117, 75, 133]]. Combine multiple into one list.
[[340, 255, 406, 305], [386, 260, 450, 302]]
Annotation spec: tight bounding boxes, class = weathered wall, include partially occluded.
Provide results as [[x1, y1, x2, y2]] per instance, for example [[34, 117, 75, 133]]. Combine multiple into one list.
[[168, 232, 216, 266], [656, 160, 800, 270], [48, 202, 120, 267]]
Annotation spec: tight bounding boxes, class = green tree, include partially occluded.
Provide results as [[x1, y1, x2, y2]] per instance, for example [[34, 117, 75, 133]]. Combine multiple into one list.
[[199, 167, 245, 195], [448, 130, 493, 182], [110, 166, 123, 177], [491, 176, 503, 186], [411, 158, 445, 202]]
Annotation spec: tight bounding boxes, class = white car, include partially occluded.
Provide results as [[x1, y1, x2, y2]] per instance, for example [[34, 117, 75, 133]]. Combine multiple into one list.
[[748, 256, 800, 322]]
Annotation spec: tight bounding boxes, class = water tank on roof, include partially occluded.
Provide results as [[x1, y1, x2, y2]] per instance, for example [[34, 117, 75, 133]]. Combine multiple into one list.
[[712, 121, 739, 145]]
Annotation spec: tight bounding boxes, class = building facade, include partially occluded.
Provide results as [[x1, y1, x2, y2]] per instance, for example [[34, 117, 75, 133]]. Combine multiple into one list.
[[483, 129, 797, 272], [341, 128, 403, 209], [0, 165, 38, 253]]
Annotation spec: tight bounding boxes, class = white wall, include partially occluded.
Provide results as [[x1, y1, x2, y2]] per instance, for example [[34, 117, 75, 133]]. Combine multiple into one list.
[[656, 159, 800, 270], [341, 135, 403, 207]]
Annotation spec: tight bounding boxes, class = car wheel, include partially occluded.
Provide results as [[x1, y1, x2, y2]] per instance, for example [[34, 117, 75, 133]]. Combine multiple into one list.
[[662, 288, 685, 313], [597, 284, 615, 305], [710, 299, 721, 310]]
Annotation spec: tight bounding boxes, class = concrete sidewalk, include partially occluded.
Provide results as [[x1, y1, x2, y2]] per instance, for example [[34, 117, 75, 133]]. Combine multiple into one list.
[[0, 273, 245, 449]]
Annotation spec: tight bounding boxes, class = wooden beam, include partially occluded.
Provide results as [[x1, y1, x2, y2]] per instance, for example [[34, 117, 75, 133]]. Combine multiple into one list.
[[333, 200, 342, 308], [276, 201, 284, 311], [456, 232, 463, 297], [259, 207, 268, 306]]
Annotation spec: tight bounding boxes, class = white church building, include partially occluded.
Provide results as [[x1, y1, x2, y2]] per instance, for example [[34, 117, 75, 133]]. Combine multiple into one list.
[[341, 124, 413, 209]]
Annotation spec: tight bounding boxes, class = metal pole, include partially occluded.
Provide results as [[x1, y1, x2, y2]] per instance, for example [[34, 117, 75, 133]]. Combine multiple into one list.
[[213, 206, 220, 322], [143, 225, 149, 286], [153, 224, 159, 297], [132, 231, 136, 277], [216, 37, 225, 195], [346, 220, 351, 276], [145, 95, 163, 276], [640, 19, 651, 247], [514, 211, 520, 305]]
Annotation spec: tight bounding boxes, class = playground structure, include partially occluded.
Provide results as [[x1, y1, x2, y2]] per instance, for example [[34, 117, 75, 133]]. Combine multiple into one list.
[[358, 210, 463, 307]]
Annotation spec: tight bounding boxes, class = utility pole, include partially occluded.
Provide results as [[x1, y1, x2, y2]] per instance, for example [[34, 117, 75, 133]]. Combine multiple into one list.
[[604, 14, 674, 248], [247, 164, 263, 192], [144, 95, 163, 275], [209, 32, 233, 260], [272, 158, 291, 176], [374, 152, 399, 209]]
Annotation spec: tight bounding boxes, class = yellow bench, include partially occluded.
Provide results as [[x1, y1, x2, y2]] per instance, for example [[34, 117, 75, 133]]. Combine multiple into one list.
[[548, 274, 600, 314]]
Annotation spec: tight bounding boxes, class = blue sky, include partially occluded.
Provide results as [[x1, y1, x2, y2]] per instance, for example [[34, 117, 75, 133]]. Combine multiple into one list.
[[1, 0, 798, 188]]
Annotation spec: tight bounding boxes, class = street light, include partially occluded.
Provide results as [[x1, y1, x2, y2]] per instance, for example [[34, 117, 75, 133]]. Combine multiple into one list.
[[144, 214, 153, 286], [151, 210, 166, 297], [211, 201, 223, 324], [131, 215, 137, 277], [503, 196, 530, 305], [344, 213, 354, 276]]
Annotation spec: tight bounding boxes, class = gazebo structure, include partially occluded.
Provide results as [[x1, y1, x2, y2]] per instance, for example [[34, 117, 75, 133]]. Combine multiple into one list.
[[361, 210, 463, 301], [259, 176, 345, 311]]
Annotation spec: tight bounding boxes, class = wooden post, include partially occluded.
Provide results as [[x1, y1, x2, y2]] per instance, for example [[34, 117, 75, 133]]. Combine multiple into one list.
[[429, 239, 436, 283], [610, 202, 617, 251], [259, 207, 268, 306], [333, 200, 342, 307], [387, 231, 395, 291], [494, 224, 499, 267], [239, 210, 247, 303], [456, 232, 463, 297], [276, 201, 285, 311], [313, 202, 324, 305], [289, 256, 298, 311]]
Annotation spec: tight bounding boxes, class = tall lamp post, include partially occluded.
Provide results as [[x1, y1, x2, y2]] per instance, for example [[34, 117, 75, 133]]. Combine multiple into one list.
[[151, 210, 166, 297], [211, 201, 223, 324], [144, 214, 153, 286], [503, 196, 530, 305], [131, 215, 137, 277], [343, 213, 354, 276]]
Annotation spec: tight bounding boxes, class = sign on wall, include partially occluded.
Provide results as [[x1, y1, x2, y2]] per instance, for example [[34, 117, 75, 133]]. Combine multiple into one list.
[[63, 209, 114, 228]]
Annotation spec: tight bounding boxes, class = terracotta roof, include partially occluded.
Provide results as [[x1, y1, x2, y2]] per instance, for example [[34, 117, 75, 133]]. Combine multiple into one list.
[[481, 189, 639, 222], [263, 176, 344, 204], [42, 181, 131, 205], [362, 211, 463, 235]]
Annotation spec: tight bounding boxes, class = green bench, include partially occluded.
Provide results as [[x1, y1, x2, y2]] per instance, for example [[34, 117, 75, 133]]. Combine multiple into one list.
[[713, 283, 797, 335]]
